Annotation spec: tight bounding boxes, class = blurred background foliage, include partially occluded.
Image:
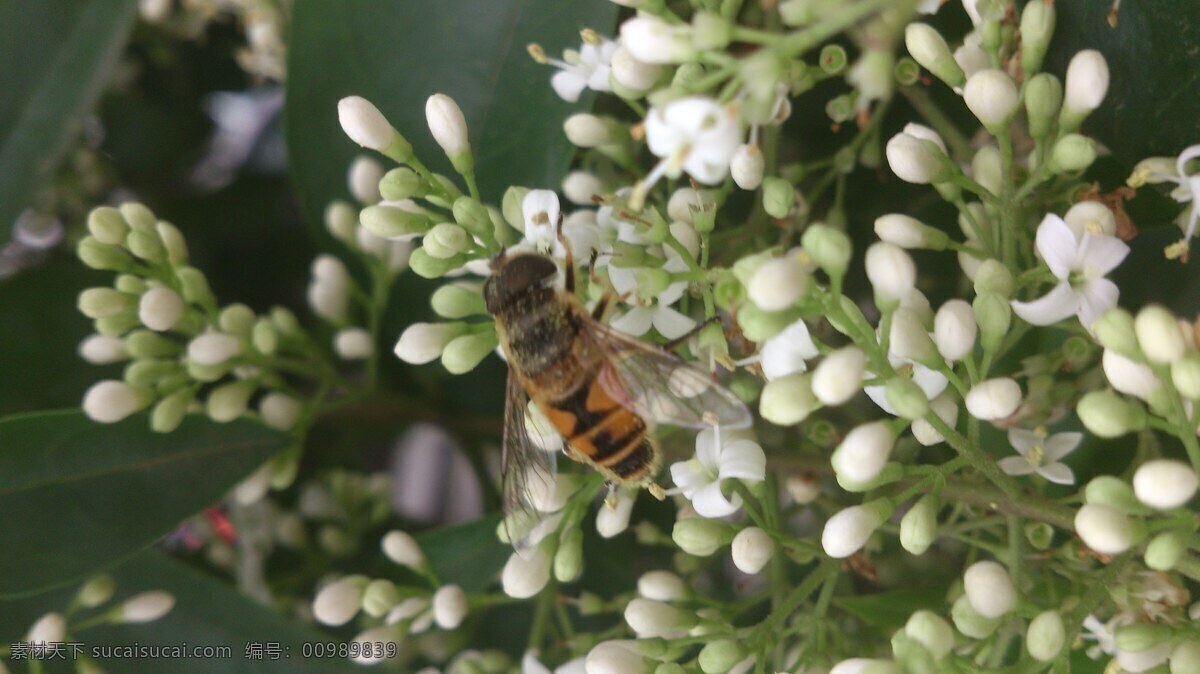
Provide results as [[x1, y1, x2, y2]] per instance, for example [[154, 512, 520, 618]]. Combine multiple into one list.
[[0, 0, 1197, 671]]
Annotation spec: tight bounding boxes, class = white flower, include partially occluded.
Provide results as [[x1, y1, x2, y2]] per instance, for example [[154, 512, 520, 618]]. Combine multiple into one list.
[[1075, 504, 1134, 554], [1011, 214, 1129, 331], [27, 612, 66, 643], [863, 343, 949, 417], [965, 377, 1022, 420], [831, 421, 895, 484], [962, 69, 1019, 129], [313, 576, 366, 626], [637, 570, 686, 601], [644, 97, 741, 185], [812, 346, 866, 405], [426, 94, 469, 157], [1063, 50, 1110, 117], [187, 332, 241, 366], [334, 327, 374, 360], [608, 258, 695, 339], [79, 334, 128, 364], [138, 287, 185, 332], [997, 427, 1080, 485], [865, 242, 917, 302], [670, 426, 765, 518], [954, 31, 989, 79], [1080, 614, 1118, 659], [619, 16, 693, 64], [83, 380, 146, 423], [118, 591, 175, 623], [759, 318, 819, 381], [586, 640, 648, 674], [502, 547, 551, 598], [822, 502, 889, 558], [1101, 349, 1162, 401], [432, 584, 468, 629], [381, 530, 426, 569], [546, 38, 616, 103], [338, 96, 396, 151], [885, 125, 948, 184], [596, 491, 635, 538], [611, 45, 661, 91], [623, 598, 693, 638], [1142, 144, 1200, 251], [963, 560, 1015, 618], [731, 526, 774, 574], [1132, 459, 1198, 510]]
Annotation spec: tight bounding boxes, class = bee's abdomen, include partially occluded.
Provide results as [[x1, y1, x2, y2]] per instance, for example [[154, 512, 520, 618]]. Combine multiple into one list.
[[539, 374, 659, 484]]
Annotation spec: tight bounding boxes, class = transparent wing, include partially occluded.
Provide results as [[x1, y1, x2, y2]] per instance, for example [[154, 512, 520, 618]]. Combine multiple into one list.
[[582, 320, 752, 430], [501, 369, 561, 558]]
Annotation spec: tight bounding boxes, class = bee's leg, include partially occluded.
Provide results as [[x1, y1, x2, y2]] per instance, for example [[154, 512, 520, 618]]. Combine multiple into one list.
[[660, 316, 721, 353], [647, 483, 667, 501], [590, 289, 634, 321], [556, 212, 576, 294], [603, 481, 618, 510]]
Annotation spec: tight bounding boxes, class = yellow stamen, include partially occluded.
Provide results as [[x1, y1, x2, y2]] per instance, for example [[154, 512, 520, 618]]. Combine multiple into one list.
[[526, 43, 548, 64], [580, 28, 601, 46]]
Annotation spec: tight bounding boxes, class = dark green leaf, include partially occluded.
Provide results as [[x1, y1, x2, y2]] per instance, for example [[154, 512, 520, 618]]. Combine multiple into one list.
[[0, 0, 138, 244], [1045, 1, 1200, 166], [833, 588, 947, 628], [285, 0, 619, 238], [0, 550, 356, 673], [419, 514, 508, 593], [0, 411, 287, 597]]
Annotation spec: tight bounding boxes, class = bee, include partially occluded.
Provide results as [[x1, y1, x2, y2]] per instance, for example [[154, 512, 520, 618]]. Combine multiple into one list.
[[483, 243, 751, 551]]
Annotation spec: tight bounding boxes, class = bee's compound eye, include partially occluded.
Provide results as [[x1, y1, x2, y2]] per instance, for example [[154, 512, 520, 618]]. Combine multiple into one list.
[[502, 254, 558, 294]]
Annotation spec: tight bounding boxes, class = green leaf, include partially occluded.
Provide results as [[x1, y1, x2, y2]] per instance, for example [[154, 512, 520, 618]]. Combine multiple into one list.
[[0, 0, 138, 246], [0, 411, 287, 597], [285, 0, 619, 238], [419, 514, 508, 593], [833, 588, 947, 629], [1045, 1, 1200, 166], [0, 550, 356, 673]]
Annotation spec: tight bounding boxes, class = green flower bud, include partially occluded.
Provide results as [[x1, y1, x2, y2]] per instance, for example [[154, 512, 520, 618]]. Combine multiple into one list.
[[712, 270, 745, 311], [1084, 476, 1143, 513], [78, 574, 117, 607], [379, 167, 428, 200], [453, 197, 493, 239], [176, 267, 215, 307], [207, 380, 256, 423], [115, 274, 146, 295], [1025, 521, 1054, 550], [87, 206, 129, 245], [125, 330, 180, 359], [360, 204, 431, 238], [1024, 73, 1063, 139], [156, 222, 188, 266], [836, 463, 903, 492], [1019, 1, 1056, 75], [151, 389, 193, 433], [611, 241, 647, 268], [886, 377, 930, 420], [905, 610, 954, 662], [825, 95, 854, 124], [1077, 391, 1146, 438], [441, 330, 498, 374], [125, 359, 182, 388], [1094, 308, 1141, 357], [728, 372, 762, 403], [409, 247, 466, 279], [95, 315, 141, 336], [1135, 305, 1185, 365], [119, 203, 157, 231], [698, 639, 744, 674], [891, 632, 937, 674], [672, 62, 706, 88], [1026, 610, 1065, 662], [762, 177, 794, 218], [894, 58, 921, 87], [972, 292, 1011, 353], [691, 11, 732, 50], [730, 249, 774, 286], [271, 307, 301, 336], [431, 282, 486, 319], [251, 319, 279, 355], [78, 237, 133, 272], [1049, 134, 1096, 174], [737, 304, 796, 342], [818, 43, 847, 73], [972, 260, 1014, 297], [656, 664, 687, 674], [635, 267, 672, 297], [424, 223, 472, 259], [951, 594, 1001, 639], [672, 518, 733, 556], [126, 228, 165, 262], [1172, 353, 1200, 399], [554, 526, 584, 582], [801, 223, 852, 279], [219, 303, 256, 337], [760, 373, 820, 426], [900, 494, 938, 555], [1172, 641, 1200, 674], [360, 579, 400, 618], [1144, 530, 1188, 571], [502, 186, 530, 231], [79, 288, 134, 319], [905, 23, 965, 88], [186, 359, 229, 383], [1116, 624, 1173, 654]]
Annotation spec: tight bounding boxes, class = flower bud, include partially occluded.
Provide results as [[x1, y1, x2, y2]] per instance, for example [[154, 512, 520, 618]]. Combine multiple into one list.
[[1060, 50, 1109, 131], [422, 223, 471, 259], [786, 474, 821, 504], [971, 145, 1004, 196], [27, 612, 66, 643], [722, 143, 765, 194], [188, 332, 241, 366], [885, 377, 930, 420], [382, 530, 426, 569], [149, 389, 190, 433], [1019, 1, 1056, 74], [117, 590, 174, 624], [1094, 308, 1140, 356], [673, 518, 732, 556], [1076, 503, 1138, 554], [625, 598, 697, 638], [762, 177, 794, 218], [554, 526, 583, 582], [1171, 641, 1200, 674], [1078, 391, 1147, 438], [973, 292, 1011, 353], [562, 171, 604, 205], [911, 391, 958, 446], [951, 594, 1001, 639], [126, 228, 165, 262], [1049, 134, 1096, 174], [563, 113, 613, 148], [441, 331, 498, 374], [80, 334, 129, 364], [1026, 610, 1065, 662], [360, 579, 400, 617], [611, 45, 661, 92], [1118, 644, 1171, 673], [501, 548, 551, 598], [760, 373, 820, 426], [409, 247, 466, 279], [432, 584, 467, 629], [1145, 530, 1188, 571], [934, 300, 977, 362], [972, 260, 1015, 298], [731, 526, 773, 575], [379, 167, 427, 202], [965, 378, 1021, 420], [77, 237, 133, 272], [821, 499, 893, 558], [1102, 350, 1163, 404], [1117, 624, 1174, 655], [964, 560, 1015, 618], [638, 571, 685, 602], [1084, 475, 1142, 513], [78, 575, 116, 607], [890, 307, 939, 367], [905, 610, 954, 661], [905, 23, 965, 87], [886, 126, 948, 184], [801, 223, 852, 279], [1172, 353, 1200, 399], [813, 346, 866, 406], [314, 575, 367, 626], [339, 96, 400, 152], [136, 287, 184, 332], [79, 288, 133, 320], [361, 203, 430, 239], [217, 304, 254, 338], [430, 283, 486, 319], [747, 255, 809, 311], [619, 16, 694, 64], [900, 494, 938, 555], [87, 206, 129, 244], [395, 322, 467, 365], [207, 380, 255, 423], [83, 380, 150, 423], [1135, 305, 1185, 364], [587, 640, 651, 674], [830, 659, 900, 674], [176, 267, 214, 307], [1133, 460, 1197, 510], [258, 392, 300, 431], [426, 93, 470, 160], [963, 69, 1019, 132], [334, 327, 374, 360], [865, 242, 916, 306], [597, 491, 634, 538], [832, 421, 895, 484], [874, 214, 948, 250]]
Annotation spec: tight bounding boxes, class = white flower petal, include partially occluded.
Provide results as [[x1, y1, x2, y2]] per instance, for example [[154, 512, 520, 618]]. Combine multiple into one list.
[[1076, 278, 1118, 331], [551, 71, 587, 103], [651, 305, 696, 339], [1043, 432, 1083, 462], [693, 427, 720, 468], [1007, 428, 1038, 455], [1035, 214, 1078, 280], [692, 480, 742, 518], [669, 460, 708, 497], [716, 440, 766, 482], [1037, 462, 1075, 485], [1012, 282, 1079, 326], [911, 363, 950, 400], [610, 306, 654, 336], [1078, 234, 1130, 277], [998, 456, 1038, 476], [863, 384, 897, 415]]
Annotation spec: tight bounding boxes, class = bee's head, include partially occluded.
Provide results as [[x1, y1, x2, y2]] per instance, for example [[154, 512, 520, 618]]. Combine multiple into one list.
[[483, 252, 558, 315]]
